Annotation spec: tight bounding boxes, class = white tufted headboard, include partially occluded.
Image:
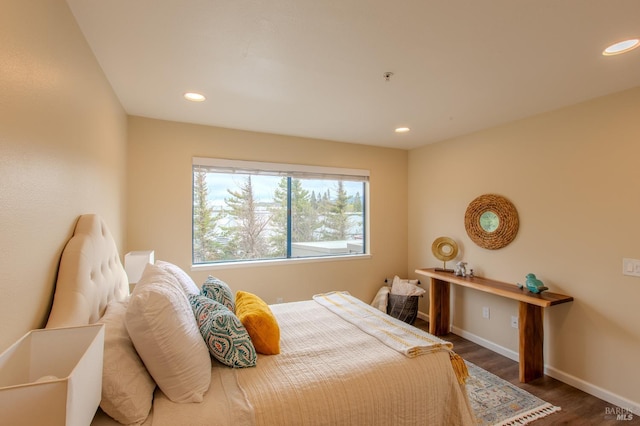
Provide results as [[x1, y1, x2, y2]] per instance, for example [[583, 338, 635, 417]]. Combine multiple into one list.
[[46, 214, 129, 329]]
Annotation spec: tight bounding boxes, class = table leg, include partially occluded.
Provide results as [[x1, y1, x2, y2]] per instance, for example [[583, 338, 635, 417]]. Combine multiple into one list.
[[519, 302, 544, 382], [429, 278, 450, 336]]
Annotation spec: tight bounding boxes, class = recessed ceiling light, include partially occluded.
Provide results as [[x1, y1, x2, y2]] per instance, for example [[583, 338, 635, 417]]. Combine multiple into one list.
[[602, 39, 640, 56], [183, 92, 206, 102], [395, 127, 410, 133]]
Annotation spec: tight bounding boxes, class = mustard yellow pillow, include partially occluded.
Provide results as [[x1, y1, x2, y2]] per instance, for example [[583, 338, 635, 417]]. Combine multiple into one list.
[[235, 291, 280, 355]]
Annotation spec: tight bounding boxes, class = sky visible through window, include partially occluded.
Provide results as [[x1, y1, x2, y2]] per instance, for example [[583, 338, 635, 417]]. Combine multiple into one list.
[[205, 174, 363, 206]]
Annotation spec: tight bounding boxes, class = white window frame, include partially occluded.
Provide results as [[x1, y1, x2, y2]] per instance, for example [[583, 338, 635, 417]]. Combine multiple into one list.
[[191, 157, 371, 270]]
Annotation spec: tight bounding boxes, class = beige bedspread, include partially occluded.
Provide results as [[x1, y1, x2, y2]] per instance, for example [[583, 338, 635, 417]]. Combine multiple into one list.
[[151, 299, 475, 426]]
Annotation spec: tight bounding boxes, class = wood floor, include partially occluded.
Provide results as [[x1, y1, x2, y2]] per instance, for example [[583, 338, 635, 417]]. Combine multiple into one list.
[[413, 319, 639, 425]]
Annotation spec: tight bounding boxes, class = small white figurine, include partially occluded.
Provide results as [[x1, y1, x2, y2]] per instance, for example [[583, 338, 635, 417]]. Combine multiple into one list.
[[454, 261, 467, 277]]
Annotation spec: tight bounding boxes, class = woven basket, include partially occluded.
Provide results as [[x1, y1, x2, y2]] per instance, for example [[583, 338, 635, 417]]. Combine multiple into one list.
[[387, 294, 419, 325]]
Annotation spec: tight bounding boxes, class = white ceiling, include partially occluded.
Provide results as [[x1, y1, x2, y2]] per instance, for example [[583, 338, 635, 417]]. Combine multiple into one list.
[[66, 0, 640, 150]]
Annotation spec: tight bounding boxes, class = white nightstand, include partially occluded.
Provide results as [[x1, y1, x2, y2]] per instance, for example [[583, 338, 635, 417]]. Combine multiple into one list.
[[125, 250, 155, 292], [0, 324, 105, 426]]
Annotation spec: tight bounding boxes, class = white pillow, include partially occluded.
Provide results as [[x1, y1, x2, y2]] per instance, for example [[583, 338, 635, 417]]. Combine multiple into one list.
[[155, 260, 200, 295], [370, 286, 391, 312], [390, 275, 426, 296], [125, 263, 211, 403], [98, 298, 156, 424]]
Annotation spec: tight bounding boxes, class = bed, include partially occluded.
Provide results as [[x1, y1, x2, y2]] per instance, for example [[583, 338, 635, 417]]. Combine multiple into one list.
[[45, 214, 475, 425]]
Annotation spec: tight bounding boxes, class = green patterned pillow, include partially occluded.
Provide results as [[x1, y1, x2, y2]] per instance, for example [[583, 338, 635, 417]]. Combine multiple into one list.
[[188, 294, 257, 368], [201, 276, 235, 312]]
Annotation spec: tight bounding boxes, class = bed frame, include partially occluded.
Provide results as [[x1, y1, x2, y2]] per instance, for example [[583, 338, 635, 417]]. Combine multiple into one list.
[[45, 214, 475, 426], [46, 214, 128, 329]]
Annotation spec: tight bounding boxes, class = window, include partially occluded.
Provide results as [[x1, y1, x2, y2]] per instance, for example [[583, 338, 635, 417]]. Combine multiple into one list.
[[192, 157, 369, 265]]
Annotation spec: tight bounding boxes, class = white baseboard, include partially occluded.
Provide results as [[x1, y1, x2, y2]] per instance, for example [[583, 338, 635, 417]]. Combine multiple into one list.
[[544, 366, 640, 415], [449, 324, 519, 362], [416, 311, 429, 322], [416, 311, 640, 414]]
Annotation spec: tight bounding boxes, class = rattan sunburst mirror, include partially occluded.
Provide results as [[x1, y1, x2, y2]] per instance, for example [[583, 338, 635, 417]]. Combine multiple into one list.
[[464, 194, 519, 250]]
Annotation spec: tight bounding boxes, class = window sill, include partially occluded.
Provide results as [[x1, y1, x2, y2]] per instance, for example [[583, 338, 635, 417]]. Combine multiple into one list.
[[191, 253, 372, 272]]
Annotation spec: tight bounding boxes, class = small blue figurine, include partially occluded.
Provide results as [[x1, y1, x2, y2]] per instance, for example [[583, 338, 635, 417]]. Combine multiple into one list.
[[518, 273, 548, 294]]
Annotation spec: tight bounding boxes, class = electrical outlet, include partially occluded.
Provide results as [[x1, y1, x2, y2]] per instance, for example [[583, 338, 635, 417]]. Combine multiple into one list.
[[482, 307, 490, 319], [511, 316, 518, 328]]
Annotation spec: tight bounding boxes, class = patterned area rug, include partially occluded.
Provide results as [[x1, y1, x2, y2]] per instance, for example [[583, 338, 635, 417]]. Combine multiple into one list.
[[466, 361, 561, 426]]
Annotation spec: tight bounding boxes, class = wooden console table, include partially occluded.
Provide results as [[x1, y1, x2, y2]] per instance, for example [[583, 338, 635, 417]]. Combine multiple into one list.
[[415, 268, 573, 382]]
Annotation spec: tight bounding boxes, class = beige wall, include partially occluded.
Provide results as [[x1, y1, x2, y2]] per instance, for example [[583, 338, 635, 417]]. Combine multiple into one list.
[[0, 0, 127, 351], [408, 87, 640, 408], [126, 116, 408, 304], [4, 0, 637, 410]]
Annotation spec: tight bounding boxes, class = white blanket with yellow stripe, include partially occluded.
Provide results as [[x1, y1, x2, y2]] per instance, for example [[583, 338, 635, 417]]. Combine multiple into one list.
[[313, 291, 451, 357], [313, 291, 469, 383]]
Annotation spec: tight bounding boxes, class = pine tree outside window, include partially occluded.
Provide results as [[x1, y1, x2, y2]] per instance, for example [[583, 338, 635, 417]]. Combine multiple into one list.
[[192, 157, 369, 265]]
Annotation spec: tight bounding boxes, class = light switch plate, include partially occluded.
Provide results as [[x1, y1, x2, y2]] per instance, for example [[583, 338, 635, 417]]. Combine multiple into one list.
[[622, 258, 640, 277]]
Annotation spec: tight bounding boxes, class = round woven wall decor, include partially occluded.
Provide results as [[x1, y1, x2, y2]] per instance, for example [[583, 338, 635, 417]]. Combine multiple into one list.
[[465, 194, 519, 250]]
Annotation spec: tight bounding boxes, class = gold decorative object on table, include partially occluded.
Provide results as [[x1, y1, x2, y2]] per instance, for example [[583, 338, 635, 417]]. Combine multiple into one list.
[[431, 237, 458, 272], [464, 194, 519, 250]]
